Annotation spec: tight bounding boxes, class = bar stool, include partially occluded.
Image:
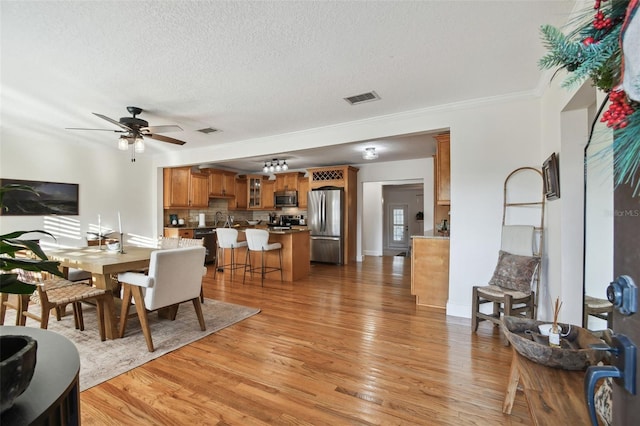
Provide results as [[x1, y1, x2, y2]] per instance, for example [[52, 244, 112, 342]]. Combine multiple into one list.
[[584, 295, 613, 329], [214, 228, 247, 281], [243, 229, 283, 287]]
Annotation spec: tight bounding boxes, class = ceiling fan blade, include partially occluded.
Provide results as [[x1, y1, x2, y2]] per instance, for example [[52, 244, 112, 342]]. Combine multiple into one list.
[[66, 127, 126, 132], [92, 112, 131, 131], [145, 133, 186, 145], [143, 125, 182, 133]]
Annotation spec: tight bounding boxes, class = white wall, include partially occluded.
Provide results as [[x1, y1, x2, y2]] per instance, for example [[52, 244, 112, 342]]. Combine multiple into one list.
[[0, 127, 158, 248], [362, 182, 383, 256]]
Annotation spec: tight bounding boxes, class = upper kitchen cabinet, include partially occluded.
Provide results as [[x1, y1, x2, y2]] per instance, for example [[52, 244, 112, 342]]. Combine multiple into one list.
[[261, 179, 276, 210], [297, 175, 310, 209], [236, 175, 273, 210], [207, 169, 237, 198], [163, 167, 209, 209], [274, 172, 304, 192], [233, 176, 248, 210], [434, 133, 450, 205]]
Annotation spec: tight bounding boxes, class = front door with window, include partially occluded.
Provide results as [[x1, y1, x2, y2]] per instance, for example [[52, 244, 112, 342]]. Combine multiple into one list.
[[388, 204, 409, 249]]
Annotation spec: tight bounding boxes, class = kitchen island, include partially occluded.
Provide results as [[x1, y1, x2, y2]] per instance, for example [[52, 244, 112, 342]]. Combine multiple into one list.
[[411, 235, 450, 309], [222, 228, 310, 282]]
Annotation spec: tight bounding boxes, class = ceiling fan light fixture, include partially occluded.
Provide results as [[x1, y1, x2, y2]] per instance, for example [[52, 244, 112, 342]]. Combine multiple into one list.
[[118, 135, 129, 151], [363, 147, 378, 160], [134, 137, 145, 153]]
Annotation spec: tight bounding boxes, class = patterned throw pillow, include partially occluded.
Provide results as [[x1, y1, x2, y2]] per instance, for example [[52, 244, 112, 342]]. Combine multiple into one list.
[[488, 250, 540, 293]]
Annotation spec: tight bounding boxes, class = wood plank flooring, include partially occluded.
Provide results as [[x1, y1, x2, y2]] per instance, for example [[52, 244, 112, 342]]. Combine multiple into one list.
[[80, 256, 532, 425]]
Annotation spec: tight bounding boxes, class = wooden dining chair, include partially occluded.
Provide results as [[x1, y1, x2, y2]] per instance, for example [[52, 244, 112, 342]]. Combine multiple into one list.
[[19, 272, 109, 340], [118, 246, 207, 352]]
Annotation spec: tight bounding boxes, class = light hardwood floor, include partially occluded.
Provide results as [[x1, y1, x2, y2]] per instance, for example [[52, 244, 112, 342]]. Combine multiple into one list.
[[80, 256, 532, 425]]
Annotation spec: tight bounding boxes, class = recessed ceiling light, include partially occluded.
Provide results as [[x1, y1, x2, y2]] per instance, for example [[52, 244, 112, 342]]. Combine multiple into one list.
[[363, 147, 378, 160]]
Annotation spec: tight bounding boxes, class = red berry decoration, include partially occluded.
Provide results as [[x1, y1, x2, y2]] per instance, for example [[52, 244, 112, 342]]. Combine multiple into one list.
[[583, 37, 595, 45], [601, 90, 636, 129]]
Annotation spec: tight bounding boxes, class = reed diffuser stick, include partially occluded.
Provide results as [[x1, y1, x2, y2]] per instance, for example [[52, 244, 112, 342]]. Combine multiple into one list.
[[553, 297, 563, 327]]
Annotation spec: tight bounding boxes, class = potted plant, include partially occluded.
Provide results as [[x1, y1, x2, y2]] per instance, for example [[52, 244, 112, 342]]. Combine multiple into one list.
[[0, 184, 64, 413]]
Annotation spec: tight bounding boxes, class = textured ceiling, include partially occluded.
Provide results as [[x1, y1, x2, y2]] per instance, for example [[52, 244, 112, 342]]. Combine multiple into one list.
[[1, 1, 576, 172]]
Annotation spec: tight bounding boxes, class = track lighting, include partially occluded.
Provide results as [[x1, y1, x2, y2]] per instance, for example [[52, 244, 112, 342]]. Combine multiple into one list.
[[261, 159, 288, 173]]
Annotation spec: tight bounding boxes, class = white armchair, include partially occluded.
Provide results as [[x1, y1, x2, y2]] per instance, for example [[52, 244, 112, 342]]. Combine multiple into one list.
[[118, 246, 207, 352]]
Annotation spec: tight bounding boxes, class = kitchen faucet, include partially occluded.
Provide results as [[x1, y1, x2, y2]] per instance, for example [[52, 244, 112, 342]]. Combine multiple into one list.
[[215, 211, 224, 227]]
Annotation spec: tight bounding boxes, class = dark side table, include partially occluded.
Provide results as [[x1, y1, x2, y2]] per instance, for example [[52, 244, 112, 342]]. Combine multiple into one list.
[[1, 326, 80, 425]]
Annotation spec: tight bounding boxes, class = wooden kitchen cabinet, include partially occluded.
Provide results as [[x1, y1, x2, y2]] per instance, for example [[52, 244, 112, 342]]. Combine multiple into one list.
[[232, 177, 248, 210], [248, 175, 263, 209], [274, 172, 304, 192], [207, 169, 237, 198], [163, 167, 209, 209], [435, 133, 450, 205], [261, 179, 275, 209], [190, 172, 209, 207], [297, 176, 309, 209], [164, 228, 194, 239], [411, 236, 449, 309]]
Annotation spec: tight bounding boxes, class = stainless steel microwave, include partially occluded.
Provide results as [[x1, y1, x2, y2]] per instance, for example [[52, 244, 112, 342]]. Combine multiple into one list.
[[274, 190, 298, 207]]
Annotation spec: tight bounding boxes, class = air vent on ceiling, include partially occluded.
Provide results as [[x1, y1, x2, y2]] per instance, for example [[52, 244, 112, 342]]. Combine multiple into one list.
[[197, 127, 219, 134], [344, 91, 380, 105]]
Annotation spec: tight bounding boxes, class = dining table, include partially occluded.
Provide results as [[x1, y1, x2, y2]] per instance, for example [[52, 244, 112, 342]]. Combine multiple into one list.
[[46, 246, 155, 339]]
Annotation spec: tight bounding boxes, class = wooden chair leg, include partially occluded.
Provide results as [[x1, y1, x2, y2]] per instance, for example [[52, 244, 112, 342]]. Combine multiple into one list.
[[191, 298, 206, 331], [18, 295, 29, 326], [119, 284, 133, 338], [0, 293, 7, 326], [130, 285, 154, 352], [279, 249, 283, 283], [72, 302, 85, 331], [95, 297, 106, 341], [40, 303, 51, 329]]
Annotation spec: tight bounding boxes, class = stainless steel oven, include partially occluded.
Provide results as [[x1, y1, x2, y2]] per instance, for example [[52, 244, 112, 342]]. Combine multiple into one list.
[[274, 190, 298, 207]]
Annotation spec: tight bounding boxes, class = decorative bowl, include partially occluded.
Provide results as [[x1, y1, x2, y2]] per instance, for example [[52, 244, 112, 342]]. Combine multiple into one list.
[[502, 316, 607, 370], [106, 241, 120, 251], [0, 335, 38, 413], [247, 220, 260, 225]]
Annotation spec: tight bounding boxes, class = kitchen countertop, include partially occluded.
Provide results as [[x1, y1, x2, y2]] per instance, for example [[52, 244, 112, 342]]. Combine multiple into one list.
[[411, 234, 450, 240]]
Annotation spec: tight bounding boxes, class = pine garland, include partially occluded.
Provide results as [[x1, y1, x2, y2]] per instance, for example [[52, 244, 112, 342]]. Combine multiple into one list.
[[539, 0, 640, 195]]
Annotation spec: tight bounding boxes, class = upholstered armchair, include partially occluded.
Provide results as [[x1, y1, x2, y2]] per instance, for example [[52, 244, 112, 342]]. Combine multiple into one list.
[[118, 246, 207, 352]]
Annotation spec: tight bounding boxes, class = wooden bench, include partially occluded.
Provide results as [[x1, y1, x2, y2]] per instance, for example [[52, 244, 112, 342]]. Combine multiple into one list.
[[503, 349, 591, 425]]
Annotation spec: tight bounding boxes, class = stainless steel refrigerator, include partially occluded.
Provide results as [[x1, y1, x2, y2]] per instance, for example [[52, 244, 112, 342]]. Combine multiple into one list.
[[308, 188, 343, 264]]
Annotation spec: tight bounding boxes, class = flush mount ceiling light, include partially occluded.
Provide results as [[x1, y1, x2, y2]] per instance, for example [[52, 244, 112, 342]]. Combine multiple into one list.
[[363, 147, 378, 160], [262, 159, 289, 173]]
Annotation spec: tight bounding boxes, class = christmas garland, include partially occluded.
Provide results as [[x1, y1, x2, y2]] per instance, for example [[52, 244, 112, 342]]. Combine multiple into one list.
[[539, 0, 640, 195]]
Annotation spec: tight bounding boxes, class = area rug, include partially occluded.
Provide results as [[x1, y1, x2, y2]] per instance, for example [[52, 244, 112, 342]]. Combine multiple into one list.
[[25, 299, 260, 391]]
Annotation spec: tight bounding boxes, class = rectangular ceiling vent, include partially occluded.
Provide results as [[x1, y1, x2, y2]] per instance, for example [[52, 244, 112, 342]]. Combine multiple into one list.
[[344, 91, 380, 105], [197, 127, 219, 134]]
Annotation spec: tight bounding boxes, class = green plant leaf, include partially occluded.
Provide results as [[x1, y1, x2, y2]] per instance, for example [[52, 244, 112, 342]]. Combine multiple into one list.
[[0, 273, 37, 294]]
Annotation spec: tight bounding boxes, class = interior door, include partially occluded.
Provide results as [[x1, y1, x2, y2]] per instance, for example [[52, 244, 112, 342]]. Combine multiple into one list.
[[388, 204, 409, 248], [612, 182, 640, 425]]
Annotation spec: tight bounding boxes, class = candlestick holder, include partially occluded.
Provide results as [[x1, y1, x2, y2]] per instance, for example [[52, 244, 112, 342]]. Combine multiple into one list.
[[119, 232, 125, 254]]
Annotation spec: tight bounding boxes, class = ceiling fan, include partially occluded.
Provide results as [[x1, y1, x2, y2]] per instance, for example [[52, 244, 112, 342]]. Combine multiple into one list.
[[68, 106, 186, 161]]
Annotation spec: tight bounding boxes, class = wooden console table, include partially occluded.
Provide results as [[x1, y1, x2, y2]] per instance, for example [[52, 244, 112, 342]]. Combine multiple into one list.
[[503, 349, 591, 425]]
